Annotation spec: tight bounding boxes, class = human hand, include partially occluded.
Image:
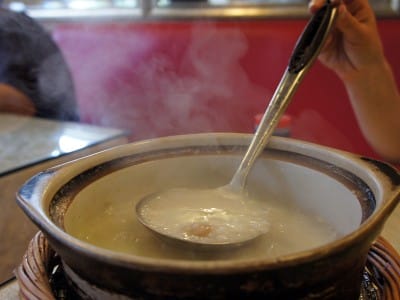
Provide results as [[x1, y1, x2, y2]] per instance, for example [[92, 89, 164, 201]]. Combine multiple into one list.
[[0, 83, 35, 116], [308, 0, 385, 81]]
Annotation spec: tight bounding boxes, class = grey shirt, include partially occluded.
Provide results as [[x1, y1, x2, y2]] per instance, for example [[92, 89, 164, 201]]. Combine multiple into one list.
[[0, 8, 79, 121]]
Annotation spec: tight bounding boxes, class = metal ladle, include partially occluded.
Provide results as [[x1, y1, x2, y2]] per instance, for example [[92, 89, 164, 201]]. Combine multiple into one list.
[[136, 1, 338, 250]]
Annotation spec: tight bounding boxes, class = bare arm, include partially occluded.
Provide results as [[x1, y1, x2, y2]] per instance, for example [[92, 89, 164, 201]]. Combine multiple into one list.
[[344, 58, 400, 162], [310, 0, 400, 162]]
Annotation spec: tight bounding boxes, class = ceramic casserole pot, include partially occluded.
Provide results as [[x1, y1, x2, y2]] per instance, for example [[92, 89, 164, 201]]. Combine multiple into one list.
[[17, 133, 400, 300]]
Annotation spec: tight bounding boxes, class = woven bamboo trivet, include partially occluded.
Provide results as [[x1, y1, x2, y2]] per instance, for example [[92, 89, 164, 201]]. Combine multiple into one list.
[[14, 232, 400, 300]]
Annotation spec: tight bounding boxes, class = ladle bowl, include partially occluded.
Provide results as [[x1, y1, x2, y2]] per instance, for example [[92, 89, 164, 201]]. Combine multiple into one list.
[[136, 186, 270, 250]]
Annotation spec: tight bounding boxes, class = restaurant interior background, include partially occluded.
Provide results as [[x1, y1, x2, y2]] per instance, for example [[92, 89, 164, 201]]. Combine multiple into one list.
[[2, 0, 399, 161], [1, 1, 400, 297]]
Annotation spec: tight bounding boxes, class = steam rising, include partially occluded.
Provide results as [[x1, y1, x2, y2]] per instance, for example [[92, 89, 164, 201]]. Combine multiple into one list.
[[55, 22, 270, 140]]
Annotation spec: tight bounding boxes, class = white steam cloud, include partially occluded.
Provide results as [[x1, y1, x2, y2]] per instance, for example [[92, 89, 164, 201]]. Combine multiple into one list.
[[55, 22, 270, 141]]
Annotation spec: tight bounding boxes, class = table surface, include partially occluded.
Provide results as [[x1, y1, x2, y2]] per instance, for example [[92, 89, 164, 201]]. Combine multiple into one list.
[[0, 113, 129, 287], [0, 113, 128, 176]]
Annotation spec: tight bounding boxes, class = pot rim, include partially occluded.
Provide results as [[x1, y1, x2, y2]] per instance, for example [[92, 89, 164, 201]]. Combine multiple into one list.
[[16, 133, 400, 273]]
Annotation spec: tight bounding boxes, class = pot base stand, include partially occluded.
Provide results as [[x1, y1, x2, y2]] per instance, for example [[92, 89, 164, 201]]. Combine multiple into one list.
[[14, 232, 400, 300]]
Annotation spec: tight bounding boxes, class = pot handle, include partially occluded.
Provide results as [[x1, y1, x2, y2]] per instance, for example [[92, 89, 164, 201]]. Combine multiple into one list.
[[361, 157, 400, 187], [16, 170, 56, 228]]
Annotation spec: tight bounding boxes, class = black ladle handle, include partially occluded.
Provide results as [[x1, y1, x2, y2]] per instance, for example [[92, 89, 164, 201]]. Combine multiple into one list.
[[289, 0, 336, 74]]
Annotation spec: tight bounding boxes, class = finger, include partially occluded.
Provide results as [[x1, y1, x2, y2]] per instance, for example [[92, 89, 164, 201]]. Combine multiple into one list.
[[308, 0, 325, 13], [335, 3, 362, 35], [342, 0, 372, 17], [309, 0, 341, 14]]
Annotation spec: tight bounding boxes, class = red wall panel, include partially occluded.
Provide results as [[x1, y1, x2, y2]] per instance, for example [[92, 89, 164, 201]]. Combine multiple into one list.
[[52, 18, 400, 160]]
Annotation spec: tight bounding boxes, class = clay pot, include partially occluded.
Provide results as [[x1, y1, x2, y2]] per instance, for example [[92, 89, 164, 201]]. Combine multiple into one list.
[[17, 133, 400, 299]]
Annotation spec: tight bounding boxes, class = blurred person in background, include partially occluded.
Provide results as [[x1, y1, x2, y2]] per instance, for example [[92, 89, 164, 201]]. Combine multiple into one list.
[[309, 0, 400, 162], [0, 6, 79, 121]]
